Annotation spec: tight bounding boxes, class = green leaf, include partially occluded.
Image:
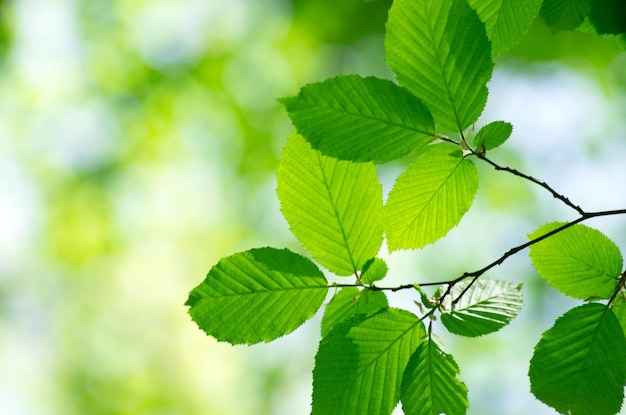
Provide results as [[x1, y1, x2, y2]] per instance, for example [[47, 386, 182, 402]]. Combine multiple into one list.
[[277, 132, 383, 275], [414, 285, 437, 309], [577, 18, 626, 50], [279, 75, 435, 163], [589, 0, 626, 35], [361, 257, 389, 284], [440, 279, 523, 337], [186, 247, 328, 345], [321, 287, 389, 337], [529, 303, 626, 415], [541, 0, 592, 31], [468, 0, 543, 55], [473, 120, 513, 151], [613, 299, 626, 335], [385, 0, 494, 132], [312, 308, 425, 415], [384, 144, 479, 251], [401, 339, 469, 415], [529, 222, 622, 299]]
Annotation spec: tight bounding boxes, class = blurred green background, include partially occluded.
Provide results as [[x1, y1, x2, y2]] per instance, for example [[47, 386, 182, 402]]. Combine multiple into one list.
[[0, 1, 625, 414]]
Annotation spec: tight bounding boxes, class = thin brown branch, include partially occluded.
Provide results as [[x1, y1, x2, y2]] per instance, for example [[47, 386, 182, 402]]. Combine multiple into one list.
[[608, 270, 626, 307], [329, 209, 626, 308], [450, 209, 626, 304], [475, 153, 585, 215]]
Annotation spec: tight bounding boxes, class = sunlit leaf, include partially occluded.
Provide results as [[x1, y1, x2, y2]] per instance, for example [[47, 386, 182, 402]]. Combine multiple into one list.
[[440, 279, 523, 337], [541, 0, 592, 31], [529, 222, 622, 299], [468, 0, 543, 55], [384, 144, 479, 251], [529, 303, 626, 415], [280, 75, 435, 163], [473, 120, 513, 151], [321, 287, 388, 336], [401, 339, 469, 415], [277, 132, 383, 275], [312, 309, 425, 415], [385, 0, 494, 132], [361, 257, 389, 284], [186, 247, 328, 345]]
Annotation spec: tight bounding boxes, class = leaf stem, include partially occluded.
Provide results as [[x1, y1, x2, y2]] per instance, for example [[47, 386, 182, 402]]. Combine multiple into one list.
[[437, 134, 460, 146], [329, 209, 626, 308], [608, 270, 626, 307], [475, 153, 585, 215], [449, 208, 626, 305]]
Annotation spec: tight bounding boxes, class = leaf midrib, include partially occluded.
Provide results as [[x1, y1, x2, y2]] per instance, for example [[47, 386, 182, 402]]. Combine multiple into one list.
[[399, 155, 465, 241], [316, 151, 359, 275], [297, 99, 435, 137], [201, 284, 328, 298], [424, 1, 465, 133], [336, 317, 422, 411], [568, 305, 612, 411]]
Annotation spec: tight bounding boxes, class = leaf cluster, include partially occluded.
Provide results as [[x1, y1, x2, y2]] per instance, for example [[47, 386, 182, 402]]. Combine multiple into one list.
[[185, 0, 626, 414]]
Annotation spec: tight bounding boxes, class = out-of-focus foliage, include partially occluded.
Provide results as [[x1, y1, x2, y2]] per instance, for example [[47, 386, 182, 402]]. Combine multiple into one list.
[[1, 0, 382, 414], [290, 0, 392, 44]]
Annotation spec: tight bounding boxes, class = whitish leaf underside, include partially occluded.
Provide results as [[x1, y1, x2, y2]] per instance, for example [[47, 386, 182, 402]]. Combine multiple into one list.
[[441, 279, 523, 337]]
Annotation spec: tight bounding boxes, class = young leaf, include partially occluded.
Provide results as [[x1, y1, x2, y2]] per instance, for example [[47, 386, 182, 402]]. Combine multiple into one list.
[[320, 287, 389, 337], [186, 247, 328, 345], [467, 0, 543, 55], [279, 75, 435, 163], [473, 121, 513, 151], [384, 144, 479, 251], [541, 0, 592, 31], [277, 132, 383, 276], [529, 303, 626, 415], [401, 339, 469, 415], [414, 285, 438, 309], [361, 257, 389, 284], [440, 279, 523, 337], [312, 308, 425, 415], [529, 222, 623, 299], [385, 0, 494, 132]]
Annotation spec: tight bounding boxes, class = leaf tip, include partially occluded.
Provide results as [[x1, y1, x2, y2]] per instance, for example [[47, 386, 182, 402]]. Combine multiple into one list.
[[277, 95, 295, 108]]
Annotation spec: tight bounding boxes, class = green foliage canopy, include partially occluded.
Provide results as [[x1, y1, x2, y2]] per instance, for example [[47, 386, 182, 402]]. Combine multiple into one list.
[[186, 0, 626, 414]]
